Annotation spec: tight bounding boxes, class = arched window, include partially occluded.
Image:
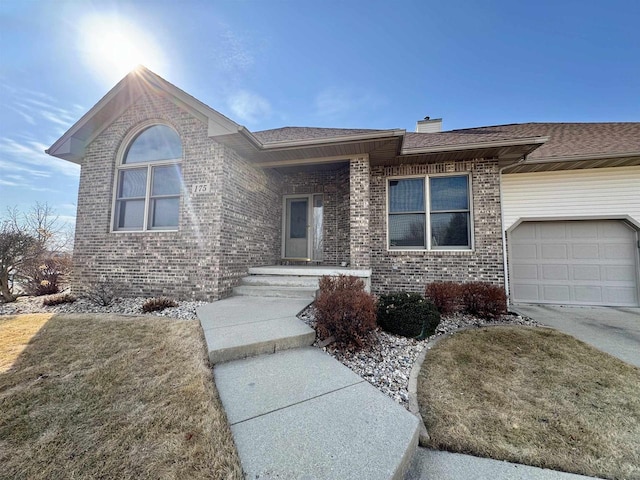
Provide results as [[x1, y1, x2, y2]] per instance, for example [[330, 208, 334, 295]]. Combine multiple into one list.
[[113, 124, 183, 231]]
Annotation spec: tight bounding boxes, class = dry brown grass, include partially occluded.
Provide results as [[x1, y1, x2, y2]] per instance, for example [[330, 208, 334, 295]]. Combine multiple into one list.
[[418, 326, 640, 480], [0, 313, 243, 480]]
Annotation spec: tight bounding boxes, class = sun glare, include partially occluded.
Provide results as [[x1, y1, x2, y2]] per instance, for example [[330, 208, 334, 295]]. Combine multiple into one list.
[[78, 14, 166, 85]]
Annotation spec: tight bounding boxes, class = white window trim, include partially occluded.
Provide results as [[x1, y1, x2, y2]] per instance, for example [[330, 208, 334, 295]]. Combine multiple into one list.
[[110, 121, 182, 233], [386, 173, 474, 252]]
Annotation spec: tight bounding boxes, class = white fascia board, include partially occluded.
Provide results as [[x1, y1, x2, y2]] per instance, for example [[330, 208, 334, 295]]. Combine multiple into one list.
[[400, 136, 549, 156], [257, 129, 406, 150], [521, 151, 640, 165]]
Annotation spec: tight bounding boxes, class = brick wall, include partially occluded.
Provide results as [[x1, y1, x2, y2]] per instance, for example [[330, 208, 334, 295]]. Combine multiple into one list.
[[349, 156, 371, 268], [218, 146, 283, 297], [369, 159, 505, 294], [74, 90, 225, 300]]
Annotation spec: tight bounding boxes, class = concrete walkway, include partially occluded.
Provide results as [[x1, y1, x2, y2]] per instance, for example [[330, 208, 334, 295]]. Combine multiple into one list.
[[406, 449, 595, 480], [512, 304, 640, 368], [197, 297, 419, 480]]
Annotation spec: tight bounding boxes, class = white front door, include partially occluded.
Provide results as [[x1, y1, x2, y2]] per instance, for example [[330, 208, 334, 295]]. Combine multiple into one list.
[[283, 195, 323, 261]]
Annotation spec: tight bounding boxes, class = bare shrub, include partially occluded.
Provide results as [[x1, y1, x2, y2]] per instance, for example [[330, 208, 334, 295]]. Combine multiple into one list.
[[142, 297, 178, 313], [84, 282, 119, 307], [43, 293, 77, 307], [314, 275, 377, 347]]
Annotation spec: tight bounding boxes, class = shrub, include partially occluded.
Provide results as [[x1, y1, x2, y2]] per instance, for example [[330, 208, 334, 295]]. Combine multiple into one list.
[[424, 282, 462, 316], [42, 293, 76, 306], [314, 275, 377, 346], [24, 255, 72, 297], [142, 297, 178, 313], [459, 282, 507, 319], [84, 281, 119, 307], [377, 292, 440, 339]]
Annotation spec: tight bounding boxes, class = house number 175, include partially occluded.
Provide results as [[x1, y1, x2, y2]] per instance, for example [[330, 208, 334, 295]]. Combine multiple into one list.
[[191, 183, 211, 194]]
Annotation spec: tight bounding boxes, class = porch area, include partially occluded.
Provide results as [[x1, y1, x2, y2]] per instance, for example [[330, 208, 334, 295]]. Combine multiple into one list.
[[233, 265, 372, 299]]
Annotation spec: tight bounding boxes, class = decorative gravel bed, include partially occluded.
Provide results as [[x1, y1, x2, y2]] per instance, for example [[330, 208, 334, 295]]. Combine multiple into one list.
[[0, 293, 205, 320], [299, 306, 539, 409]]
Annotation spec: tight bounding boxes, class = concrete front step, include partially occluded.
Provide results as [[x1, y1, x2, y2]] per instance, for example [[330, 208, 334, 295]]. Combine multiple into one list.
[[215, 347, 420, 480], [233, 284, 317, 299], [240, 274, 320, 288], [197, 297, 314, 364]]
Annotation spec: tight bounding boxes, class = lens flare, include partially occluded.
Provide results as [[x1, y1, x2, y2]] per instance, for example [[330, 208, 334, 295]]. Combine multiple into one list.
[[77, 13, 167, 85]]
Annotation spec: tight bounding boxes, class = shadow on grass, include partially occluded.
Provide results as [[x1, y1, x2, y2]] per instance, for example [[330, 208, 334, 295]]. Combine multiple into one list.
[[0, 313, 243, 480]]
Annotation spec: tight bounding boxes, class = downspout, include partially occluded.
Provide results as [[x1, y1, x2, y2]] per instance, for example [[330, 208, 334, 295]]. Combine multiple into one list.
[[498, 156, 527, 307]]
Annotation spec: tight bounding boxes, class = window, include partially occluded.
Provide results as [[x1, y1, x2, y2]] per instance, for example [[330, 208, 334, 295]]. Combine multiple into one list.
[[113, 124, 182, 231], [388, 175, 471, 250]]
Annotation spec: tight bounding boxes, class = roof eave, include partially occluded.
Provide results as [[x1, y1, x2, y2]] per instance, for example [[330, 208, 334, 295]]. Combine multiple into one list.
[[257, 129, 406, 150], [400, 136, 549, 156], [46, 66, 244, 163]]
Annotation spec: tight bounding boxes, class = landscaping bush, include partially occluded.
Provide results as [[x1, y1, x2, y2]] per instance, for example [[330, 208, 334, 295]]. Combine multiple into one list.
[[142, 296, 178, 313], [24, 255, 72, 297], [314, 275, 377, 346], [84, 281, 119, 307], [42, 293, 76, 306], [424, 281, 462, 316], [459, 282, 507, 319], [377, 292, 440, 339]]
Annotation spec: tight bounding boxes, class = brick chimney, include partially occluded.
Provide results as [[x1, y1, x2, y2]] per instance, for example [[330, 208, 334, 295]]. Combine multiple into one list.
[[416, 117, 442, 133]]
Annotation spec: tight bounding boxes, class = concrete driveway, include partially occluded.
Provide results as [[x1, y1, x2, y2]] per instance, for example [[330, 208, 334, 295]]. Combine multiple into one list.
[[512, 304, 640, 368]]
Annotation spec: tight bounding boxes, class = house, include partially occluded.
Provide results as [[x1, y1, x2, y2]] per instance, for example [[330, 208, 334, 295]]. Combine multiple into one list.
[[46, 67, 640, 307]]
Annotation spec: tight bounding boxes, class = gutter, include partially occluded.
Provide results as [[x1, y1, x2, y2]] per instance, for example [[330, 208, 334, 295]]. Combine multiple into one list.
[[400, 136, 549, 156], [242, 129, 406, 151], [508, 150, 640, 165]]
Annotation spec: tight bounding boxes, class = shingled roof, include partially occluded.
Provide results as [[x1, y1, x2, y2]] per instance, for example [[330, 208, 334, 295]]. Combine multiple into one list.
[[439, 123, 640, 160], [253, 126, 385, 144], [254, 122, 640, 162]]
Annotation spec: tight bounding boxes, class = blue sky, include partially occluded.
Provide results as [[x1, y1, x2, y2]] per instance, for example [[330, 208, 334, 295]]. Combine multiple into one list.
[[1, 0, 639, 228]]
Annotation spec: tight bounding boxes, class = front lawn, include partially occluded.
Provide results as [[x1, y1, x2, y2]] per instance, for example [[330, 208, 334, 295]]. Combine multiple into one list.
[[0, 313, 243, 479], [418, 326, 640, 480]]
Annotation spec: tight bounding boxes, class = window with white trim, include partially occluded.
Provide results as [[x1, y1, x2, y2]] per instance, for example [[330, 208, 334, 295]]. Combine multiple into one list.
[[388, 175, 471, 250], [113, 124, 183, 231]]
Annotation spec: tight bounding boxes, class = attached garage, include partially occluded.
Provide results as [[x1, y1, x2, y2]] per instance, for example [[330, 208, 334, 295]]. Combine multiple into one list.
[[509, 220, 639, 306]]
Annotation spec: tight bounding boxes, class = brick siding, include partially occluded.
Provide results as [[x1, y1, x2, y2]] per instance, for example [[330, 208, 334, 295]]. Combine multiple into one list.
[[369, 159, 505, 295], [73, 89, 504, 300]]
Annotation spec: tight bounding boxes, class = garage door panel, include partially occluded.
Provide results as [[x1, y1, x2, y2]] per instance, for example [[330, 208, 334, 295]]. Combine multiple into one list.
[[570, 223, 598, 238], [513, 264, 538, 280], [604, 243, 635, 260], [574, 286, 603, 303], [512, 284, 540, 302], [605, 265, 636, 282], [572, 244, 599, 259], [510, 220, 639, 307], [542, 265, 569, 280], [543, 285, 571, 302], [512, 244, 537, 259], [541, 244, 568, 259], [540, 223, 567, 239], [572, 265, 601, 281], [604, 287, 638, 305]]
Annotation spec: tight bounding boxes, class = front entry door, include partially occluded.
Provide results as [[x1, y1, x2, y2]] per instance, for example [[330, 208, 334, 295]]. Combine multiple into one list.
[[283, 195, 323, 261]]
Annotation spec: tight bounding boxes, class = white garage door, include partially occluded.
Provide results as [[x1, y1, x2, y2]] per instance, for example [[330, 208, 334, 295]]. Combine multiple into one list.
[[509, 220, 639, 306]]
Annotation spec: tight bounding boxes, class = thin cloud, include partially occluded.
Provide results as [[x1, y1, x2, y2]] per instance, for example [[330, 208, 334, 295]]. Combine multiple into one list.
[[0, 137, 80, 177], [315, 86, 387, 119], [227, 90, 271, 124]]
